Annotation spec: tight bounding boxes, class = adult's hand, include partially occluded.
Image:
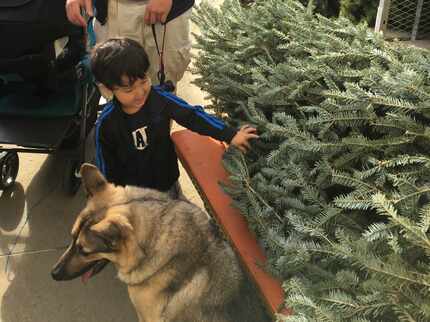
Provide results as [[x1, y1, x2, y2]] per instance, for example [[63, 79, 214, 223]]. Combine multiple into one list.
[[144, 0, 173, 25], [66, 0, 94, 27]]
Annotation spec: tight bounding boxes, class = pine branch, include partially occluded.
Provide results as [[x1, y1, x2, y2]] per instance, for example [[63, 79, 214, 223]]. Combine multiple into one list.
[[372, 193, 430, 252]]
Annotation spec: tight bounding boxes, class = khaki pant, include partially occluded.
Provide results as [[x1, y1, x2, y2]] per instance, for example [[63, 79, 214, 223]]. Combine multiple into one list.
[[94, 0, 192, 86]]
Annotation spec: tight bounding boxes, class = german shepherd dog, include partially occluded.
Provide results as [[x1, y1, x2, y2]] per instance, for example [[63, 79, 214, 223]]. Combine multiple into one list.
[[51, 164, 271, 322]]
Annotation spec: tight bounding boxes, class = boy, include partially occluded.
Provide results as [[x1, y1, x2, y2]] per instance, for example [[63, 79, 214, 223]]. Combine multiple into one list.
[[91, 38, 258, 197]]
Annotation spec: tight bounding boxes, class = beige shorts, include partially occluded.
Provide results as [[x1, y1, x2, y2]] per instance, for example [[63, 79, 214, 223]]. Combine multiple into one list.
[[94, 0, 192, 86]]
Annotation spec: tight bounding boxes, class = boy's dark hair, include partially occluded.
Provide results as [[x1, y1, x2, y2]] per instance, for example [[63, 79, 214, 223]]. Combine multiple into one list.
[[91, 38, 150, 90]]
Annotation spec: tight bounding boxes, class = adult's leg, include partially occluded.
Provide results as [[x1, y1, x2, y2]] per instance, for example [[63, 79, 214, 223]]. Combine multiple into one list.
[[106, 0, 146, 43], [142, 8, 192, 86]]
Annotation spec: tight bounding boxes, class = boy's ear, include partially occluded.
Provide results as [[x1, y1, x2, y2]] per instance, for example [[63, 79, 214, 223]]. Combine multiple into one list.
[[97, 83, 114, 101]]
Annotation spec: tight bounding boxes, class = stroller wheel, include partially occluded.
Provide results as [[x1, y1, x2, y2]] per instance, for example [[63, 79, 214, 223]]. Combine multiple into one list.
[[0, 152, 19, 190], [63, 159, 81, 195]]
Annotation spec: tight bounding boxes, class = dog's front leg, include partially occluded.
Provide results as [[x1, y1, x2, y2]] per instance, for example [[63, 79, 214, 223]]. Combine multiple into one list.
[[136, 314, 166, 322], [162, 268, 210, 321], [128, 278, 169, 322], [136, 313, 166, 322], [136, 309, 144, 322]]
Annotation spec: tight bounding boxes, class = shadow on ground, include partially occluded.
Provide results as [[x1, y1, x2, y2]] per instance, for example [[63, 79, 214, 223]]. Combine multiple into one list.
[[0, 183, 26, 258]]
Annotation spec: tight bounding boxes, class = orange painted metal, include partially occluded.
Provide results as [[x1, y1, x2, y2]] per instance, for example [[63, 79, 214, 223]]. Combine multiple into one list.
[[171, 130, 290, 317]]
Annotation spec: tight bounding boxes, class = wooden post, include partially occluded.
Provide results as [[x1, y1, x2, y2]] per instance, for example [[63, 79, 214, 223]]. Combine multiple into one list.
[[412, 0, 424, 41], [375, 0, 391, 34]]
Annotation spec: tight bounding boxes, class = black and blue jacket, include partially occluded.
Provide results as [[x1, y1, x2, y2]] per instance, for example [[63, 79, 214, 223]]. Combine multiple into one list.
[[95, 86, 237, 191]]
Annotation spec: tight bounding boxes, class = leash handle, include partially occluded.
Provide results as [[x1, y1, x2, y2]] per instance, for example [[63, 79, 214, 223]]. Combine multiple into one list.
[[84, 1, 97, 49], [87, 16, 97, 49], [151, 24, 167, 85]]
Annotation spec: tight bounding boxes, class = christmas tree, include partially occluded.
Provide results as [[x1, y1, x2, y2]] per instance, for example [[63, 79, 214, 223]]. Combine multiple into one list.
[[192, 0, 430, 321], [339, 0, 377, 25]]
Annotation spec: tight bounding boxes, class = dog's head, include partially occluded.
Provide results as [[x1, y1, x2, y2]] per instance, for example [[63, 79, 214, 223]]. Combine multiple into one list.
[[51, 164, 139, 283]]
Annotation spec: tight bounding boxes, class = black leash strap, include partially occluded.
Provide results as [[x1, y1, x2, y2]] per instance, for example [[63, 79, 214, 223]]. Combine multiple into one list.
[[151, 24, 167, 85]]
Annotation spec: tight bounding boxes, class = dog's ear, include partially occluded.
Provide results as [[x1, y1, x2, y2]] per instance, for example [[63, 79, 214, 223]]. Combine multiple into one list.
[[80, 163, 107, 196], [90, 218, 132, 252], [90, 223, 122, 252]]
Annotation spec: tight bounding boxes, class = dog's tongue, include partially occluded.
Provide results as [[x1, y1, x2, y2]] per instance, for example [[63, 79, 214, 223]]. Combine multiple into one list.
[[81, 268, 94, 284]]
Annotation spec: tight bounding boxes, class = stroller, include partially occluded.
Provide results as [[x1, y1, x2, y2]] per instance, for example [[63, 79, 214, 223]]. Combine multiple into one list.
[[0, 0, 100, 194]]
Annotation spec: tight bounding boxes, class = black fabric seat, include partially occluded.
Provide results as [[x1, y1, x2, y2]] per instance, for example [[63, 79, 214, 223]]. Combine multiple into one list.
[[0, 0, 81, 59], [0, 0, 83, 87], [0, 117, 74, 149]]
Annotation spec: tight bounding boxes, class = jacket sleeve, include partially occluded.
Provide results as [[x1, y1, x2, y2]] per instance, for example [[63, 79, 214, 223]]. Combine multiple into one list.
[[95, 120, 120, 185], [160, 91, 238, 143]]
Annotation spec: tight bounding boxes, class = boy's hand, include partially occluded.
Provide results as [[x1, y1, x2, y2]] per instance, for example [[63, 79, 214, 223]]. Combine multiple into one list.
[[66, 0, 93, 27], [144, 0, 173, 25], [230, 125, 259, 153]]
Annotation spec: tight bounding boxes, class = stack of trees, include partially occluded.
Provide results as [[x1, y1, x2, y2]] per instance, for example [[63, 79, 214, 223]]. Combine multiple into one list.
[[300, 0, 377, 24], [243, 0, 377, 24], [192, 0, 430, 321]]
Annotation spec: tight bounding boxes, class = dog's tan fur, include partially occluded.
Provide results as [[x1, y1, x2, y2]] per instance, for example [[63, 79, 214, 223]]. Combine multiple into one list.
[[52, 164, 270, 322]]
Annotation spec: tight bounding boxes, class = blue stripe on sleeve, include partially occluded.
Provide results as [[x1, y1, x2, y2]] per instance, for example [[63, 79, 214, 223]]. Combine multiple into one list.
[[95, 102, 115, 176], [153, 86, 225, 130]]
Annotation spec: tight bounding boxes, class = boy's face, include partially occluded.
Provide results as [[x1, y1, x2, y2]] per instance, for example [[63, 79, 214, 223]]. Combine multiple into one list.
[[112, 76, 151, 113]]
